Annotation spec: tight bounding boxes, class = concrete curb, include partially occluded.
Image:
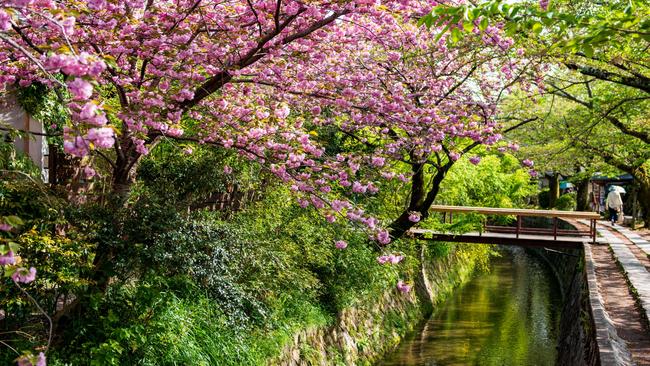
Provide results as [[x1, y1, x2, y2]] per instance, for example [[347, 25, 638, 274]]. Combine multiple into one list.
[[604, 222, 650, 258]]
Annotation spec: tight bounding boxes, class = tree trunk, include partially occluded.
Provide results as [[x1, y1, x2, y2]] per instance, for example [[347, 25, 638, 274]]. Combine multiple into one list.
[[388, 162, 453, 240], [548, 173, 560, 208], [637, 175, 650, 227], [576, 177, 589, 211], [413, 240, 433, 315]]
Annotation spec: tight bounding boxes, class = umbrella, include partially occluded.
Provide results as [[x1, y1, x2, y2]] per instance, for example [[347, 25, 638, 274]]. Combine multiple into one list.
[[609, 185, 626, 194]]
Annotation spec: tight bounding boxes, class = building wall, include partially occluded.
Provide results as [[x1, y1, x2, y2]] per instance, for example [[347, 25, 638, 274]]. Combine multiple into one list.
[[0, 92, 48, 181]]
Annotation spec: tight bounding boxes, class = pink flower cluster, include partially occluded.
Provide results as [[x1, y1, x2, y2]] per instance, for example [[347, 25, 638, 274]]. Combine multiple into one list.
[[408, 211, 421, 223], [0, 250, 16, 265], [377, 254, 404, 265], [17, 352, 46, 366], [397, 280, 411, 293], [12, 267, 37, 284]]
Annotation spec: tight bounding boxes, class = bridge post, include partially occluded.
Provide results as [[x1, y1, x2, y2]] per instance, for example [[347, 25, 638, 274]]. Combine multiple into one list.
[[591, 219, 597, 243], [553, 217, 558, 240], [516, 215, 521, 238]]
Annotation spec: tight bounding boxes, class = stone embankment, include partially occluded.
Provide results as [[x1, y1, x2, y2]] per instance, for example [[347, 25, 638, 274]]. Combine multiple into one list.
[[269, 246, 481, 366]]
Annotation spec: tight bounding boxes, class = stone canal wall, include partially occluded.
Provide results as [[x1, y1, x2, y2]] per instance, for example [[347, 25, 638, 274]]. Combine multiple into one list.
[[269, 245, 482, 366], [527, 245, 600, 366]]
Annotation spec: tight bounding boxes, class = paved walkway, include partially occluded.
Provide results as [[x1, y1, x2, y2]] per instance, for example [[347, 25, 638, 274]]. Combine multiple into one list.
[[596, 222, 650, 322], [609, 224, 650, 257], [577, 220, 650, 365]]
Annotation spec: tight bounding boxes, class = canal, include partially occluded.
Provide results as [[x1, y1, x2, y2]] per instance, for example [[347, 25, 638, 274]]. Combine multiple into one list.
[[380, 248, 563, 366]]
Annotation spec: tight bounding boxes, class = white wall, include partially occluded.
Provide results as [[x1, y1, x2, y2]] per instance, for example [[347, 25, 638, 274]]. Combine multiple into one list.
[[0, 92, 49, 181]]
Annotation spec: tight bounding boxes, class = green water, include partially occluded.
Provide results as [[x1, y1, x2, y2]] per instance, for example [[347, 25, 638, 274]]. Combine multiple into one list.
[[380, 249, 562, 366]]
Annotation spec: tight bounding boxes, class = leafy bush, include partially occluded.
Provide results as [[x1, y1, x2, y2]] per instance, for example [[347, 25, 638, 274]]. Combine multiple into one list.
[[555, 193, 577, 211], [0, 173, 94, 364], [538, 189, 550, 209]]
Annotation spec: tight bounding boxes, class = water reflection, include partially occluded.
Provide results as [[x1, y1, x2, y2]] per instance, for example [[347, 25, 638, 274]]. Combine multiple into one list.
[[380, 248, 562, 366]]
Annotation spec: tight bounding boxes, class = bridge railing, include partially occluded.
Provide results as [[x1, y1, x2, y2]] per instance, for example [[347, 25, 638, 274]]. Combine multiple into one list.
[[429, 205, 600, 243]]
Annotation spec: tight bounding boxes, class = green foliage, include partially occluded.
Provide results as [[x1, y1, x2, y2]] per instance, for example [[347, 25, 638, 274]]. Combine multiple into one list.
[[1, 140, 534, 365], [16, 82, 68, 146], [0, 141, 42, 179], [136, 143, 260, 208], [0, 173, 94, 364], [422, 0, 650, 55], [555, 193, 577, 211], [436, 154, 537, 208], [538, 188, 550, 209]]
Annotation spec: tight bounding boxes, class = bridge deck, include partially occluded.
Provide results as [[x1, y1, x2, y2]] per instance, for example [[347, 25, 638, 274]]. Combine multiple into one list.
[[409, 229, 588, 248]]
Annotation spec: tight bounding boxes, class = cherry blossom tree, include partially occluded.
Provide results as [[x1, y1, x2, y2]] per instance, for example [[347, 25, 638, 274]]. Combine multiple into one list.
[[1, 0, 536, 237], [0, 1, 536, 308], [226, 3, 535, 240]]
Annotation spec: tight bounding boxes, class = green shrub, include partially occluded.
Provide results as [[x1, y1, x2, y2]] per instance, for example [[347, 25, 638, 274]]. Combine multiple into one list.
[[555, 192, 577, 211]]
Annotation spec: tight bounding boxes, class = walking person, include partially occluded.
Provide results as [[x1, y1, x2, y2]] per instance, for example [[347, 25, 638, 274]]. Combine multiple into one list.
[[605, 187, 624, 225]]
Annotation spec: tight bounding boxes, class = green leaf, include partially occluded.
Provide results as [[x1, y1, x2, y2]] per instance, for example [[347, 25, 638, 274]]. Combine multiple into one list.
[[479, 17, 489, 31], [417, 13, 431, 27], [532, 22, 543, 34], [3, 215, 23, 227], [463, 21, 474, 32], [434, 24, 451, 42], [582, 44, 594, 58], [451, 27, 463, 43], [4, 267, 17, 277], [8, 242, 20, 253]]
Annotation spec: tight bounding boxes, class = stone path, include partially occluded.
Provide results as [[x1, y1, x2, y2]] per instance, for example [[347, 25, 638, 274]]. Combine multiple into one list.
[[576, 220, 650, 365], [583, 243, 634, 365], [596, 222, 650, 323], [609, 224, 650, 258]]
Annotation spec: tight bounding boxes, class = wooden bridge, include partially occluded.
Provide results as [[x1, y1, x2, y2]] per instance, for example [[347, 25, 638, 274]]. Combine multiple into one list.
[[408, 205, 600, 248]]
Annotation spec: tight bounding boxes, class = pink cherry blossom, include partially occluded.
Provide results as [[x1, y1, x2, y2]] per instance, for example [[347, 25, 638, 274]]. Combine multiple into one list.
[[83, 166, 96, 178], [371, 156, 385, 167], [0, 11, 11, 31], [408, 212, 421, 223], [0, 0, 531, 249], [0, 251, 16, 265], [274, 104, 290, 119], [67, 78, 93, 100], [17, 352, 46, 366], [11, 267, 37, 284], [87, 0, 107, 10], [79, 102, 98, 120], [223, 165, 233, 175], [0, 223, 11, 231], [522, 159, 534, 167], [335, 240, 348, 249], [377, 230, 391, 245], [87, 127, 114, 149], [469, 156, 481, 165], [539, 0, 549, 10], [397, 280, 411, 293], [389, 254, 404, 264]]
